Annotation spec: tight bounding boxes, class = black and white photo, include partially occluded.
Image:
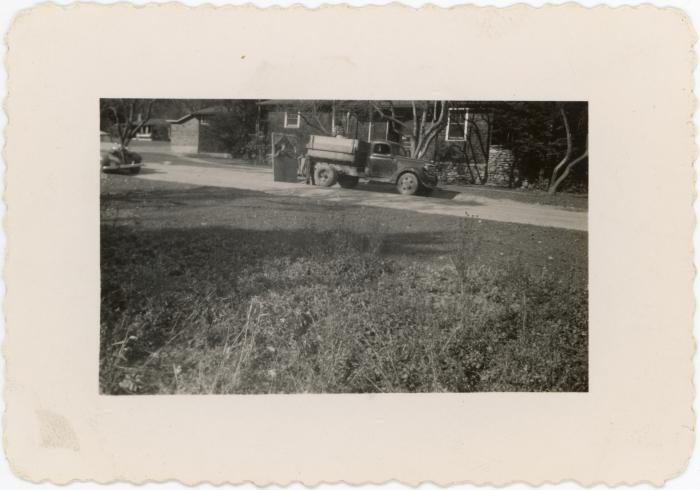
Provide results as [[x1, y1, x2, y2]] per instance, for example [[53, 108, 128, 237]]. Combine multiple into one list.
[[100, 98, 588, 394]]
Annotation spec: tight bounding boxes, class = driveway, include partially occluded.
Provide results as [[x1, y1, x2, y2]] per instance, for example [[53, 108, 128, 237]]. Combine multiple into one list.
[[129, 152, 587, 231]]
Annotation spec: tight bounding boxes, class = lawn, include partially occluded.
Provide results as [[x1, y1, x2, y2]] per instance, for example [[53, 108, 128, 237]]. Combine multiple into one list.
[[100, 174, 588, 394], [440, 183, 588, 211]]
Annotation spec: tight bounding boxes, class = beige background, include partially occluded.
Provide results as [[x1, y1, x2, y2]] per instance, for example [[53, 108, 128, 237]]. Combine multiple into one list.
[[3, 3, 695, 485]]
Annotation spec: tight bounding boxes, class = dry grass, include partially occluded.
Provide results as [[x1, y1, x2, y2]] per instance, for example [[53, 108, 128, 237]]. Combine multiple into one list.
[[100, 177, 587, 394]]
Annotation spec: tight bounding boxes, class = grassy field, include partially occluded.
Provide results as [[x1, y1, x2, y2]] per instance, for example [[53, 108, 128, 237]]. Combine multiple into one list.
[[100, 174, 588, 394]]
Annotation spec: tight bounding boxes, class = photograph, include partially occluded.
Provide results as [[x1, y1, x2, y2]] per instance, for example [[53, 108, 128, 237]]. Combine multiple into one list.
[[99, 98, 588, 395], [6, 1, 698, 484]]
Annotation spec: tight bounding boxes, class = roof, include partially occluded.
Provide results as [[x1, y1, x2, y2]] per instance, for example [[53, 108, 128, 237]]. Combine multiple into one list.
[[258, 100, 413, 109], [257, 100, 456, 109], [258, 99, 307, 106], [168, 105, 228, 124], [142, 118, 170, 126], [191, 105, 229, 115]]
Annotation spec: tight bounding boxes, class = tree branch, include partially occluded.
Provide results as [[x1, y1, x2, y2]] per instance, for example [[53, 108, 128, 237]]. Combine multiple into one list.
[[125, 99, 156, 144], [414, 101, 447, 158], [371, 102, 411, 132]]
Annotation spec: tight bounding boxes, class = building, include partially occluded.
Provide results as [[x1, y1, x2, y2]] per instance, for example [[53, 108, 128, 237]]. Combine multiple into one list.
[[133, 118, 171, 141], [168, 106, 230, 155], [101, 118, 171, 143], [257, 100, 492, 165]]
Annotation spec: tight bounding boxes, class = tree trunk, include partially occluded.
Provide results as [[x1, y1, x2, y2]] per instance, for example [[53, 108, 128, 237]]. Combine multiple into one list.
[[371, 101, 447, 159], [548, 103, 588, 194], [548, 105, 573, 191], [548, 145, 588, 194]]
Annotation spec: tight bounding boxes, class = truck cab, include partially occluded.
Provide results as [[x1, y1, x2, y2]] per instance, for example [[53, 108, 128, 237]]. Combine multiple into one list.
[[367, 141, 406, 178], [366, 140, 437, 194]]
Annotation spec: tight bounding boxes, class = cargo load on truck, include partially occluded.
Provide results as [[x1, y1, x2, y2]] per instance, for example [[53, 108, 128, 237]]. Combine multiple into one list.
[[305, 135, 370, 167]]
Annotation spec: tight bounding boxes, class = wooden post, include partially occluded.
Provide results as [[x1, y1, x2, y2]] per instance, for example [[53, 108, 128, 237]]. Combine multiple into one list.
[[433, 128, 440, 161], [331, 102, 336, 133], [256, 103, 262, 166], [271, 132, 276, 163]]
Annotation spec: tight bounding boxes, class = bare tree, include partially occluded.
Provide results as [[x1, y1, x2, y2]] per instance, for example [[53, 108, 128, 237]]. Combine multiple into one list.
[[371, 101, 447, 159], [298, 101, 335, 135], [101, 98, 157, 149], [548, 104, 588, 194]]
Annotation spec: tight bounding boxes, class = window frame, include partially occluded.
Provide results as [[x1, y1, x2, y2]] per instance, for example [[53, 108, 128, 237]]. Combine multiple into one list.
[[446, 107, 469, 142], [284, 111, 301, 129]]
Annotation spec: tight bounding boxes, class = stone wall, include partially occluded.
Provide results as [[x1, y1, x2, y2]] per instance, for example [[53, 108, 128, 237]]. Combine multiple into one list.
[[437, 144, 516, 187], [487, 145, 515, 186]]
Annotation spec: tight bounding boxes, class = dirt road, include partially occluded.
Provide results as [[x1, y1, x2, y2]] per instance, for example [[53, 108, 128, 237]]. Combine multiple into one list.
[[129, 152, 587, 231]]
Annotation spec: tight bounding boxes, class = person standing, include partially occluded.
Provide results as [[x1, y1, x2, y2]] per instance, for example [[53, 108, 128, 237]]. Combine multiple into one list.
[[303, 155, 315, 185]]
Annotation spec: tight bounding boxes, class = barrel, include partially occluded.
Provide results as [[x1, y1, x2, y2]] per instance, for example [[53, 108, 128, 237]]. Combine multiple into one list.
[[273, 154, 299, 182]]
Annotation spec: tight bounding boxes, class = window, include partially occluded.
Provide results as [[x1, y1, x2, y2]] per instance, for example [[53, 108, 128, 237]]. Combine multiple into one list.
[[199, 115, 210, 126], [446, 108, 468, 141], [373, 143, 392, 155], [284, 111, 301, 129]]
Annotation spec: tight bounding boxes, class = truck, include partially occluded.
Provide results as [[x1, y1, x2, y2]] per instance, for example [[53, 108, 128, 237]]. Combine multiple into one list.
[[304, 135, 438, 196]]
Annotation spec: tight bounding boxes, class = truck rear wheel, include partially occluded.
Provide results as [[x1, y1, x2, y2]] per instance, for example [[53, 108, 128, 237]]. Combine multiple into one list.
[[396, 172, 419, 195], [338, 175, 359, 189], [314, 166, 338, 187]]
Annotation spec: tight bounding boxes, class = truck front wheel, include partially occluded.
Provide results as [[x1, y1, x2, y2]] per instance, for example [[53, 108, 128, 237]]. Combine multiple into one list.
[[396, 172, 419, 195], [338, 175, 359, 189], [314, 166, 338, 187]]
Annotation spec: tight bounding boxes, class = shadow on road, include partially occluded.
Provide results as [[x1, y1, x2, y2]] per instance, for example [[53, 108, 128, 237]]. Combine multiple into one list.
[[357, 181, 463, 201], [139, 167, 166, 175]]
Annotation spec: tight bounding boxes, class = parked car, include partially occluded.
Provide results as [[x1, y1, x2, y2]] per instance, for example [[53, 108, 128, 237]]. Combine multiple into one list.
[[101, 145, 143, 175], [303, 135, 437, 195]]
